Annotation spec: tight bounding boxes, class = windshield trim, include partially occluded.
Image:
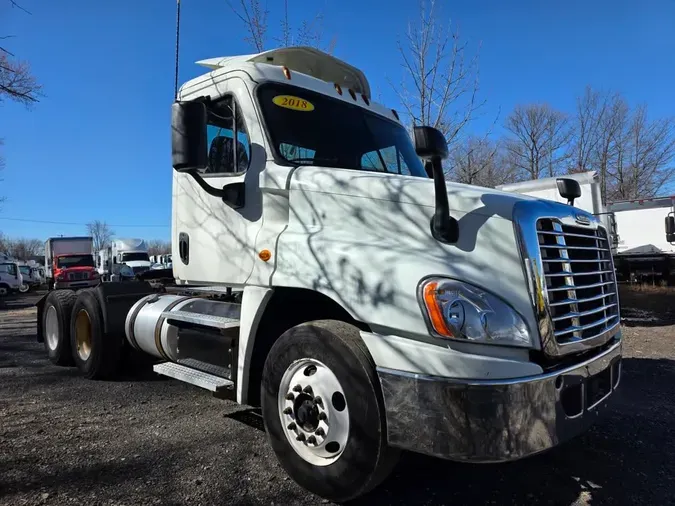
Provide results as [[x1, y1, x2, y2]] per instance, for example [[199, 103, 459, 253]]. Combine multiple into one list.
[[254, 81, 421, 174]]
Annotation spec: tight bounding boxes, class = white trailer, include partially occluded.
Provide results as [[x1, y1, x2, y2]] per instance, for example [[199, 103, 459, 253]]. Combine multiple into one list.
[[35, 46, 622, 501], [608, 195, 675, 284], [497, 171, 618, 252]]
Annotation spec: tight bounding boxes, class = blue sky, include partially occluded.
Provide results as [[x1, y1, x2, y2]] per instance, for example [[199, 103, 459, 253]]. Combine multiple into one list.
[[2, 0, 674, 241]]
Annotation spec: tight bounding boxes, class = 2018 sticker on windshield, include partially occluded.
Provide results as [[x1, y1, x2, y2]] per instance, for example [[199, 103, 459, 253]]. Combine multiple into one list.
[[272, 95, 315, 112]]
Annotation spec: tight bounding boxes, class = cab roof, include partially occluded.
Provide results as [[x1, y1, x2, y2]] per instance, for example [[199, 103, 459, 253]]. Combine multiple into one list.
[[195, 46, 372, 98]]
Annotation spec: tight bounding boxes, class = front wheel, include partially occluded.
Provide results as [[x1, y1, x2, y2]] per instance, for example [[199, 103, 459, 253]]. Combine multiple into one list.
[[18, 283, 29, 293], [261, 320, 399, 502]]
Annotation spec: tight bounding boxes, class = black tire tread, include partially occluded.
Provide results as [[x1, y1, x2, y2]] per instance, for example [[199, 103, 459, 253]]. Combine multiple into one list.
[[70, 290, 121, 380], [261, 319, 400, 503], [43, 289, 78, 366]]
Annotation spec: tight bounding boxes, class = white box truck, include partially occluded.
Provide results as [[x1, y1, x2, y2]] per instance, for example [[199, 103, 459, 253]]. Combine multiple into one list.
[[35, 46, 622, 502], [498, 171, 618, 253], [44, 237, 100, 290], [98, 239, 153, 280]]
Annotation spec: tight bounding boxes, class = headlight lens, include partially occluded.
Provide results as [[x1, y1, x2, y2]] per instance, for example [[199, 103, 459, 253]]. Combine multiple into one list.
[[419, 278, 532, 347]]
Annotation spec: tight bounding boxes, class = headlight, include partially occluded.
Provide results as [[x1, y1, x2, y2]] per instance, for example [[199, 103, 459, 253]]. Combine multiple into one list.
[[418, 278, 532, 347]]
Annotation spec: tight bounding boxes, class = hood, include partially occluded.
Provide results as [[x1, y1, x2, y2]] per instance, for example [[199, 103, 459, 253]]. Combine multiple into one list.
[[283, 166, 535, 219]]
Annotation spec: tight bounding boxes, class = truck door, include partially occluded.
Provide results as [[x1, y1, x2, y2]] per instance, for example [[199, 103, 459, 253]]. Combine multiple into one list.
[[172, 78, 266, 286]]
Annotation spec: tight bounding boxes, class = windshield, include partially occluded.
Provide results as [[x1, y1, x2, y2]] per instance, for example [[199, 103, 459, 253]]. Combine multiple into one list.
[[57, 255, 94, 268], [0, 263, 16, 276], [19, 266, 30, 275], [256, 83, 427, 178], [121, 252, 149, 262]]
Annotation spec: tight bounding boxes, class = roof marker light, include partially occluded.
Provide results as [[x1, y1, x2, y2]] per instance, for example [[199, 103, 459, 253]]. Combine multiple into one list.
[[362, 94, 370, 105], [282, 66, 292, 80], [348, 89, 357, 100], [391, 109, 400, 120], [334, 83, 342, 95]]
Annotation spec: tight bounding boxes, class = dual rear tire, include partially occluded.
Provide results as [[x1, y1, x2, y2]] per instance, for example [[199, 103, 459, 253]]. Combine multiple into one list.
[[42, 289, 122, 378]]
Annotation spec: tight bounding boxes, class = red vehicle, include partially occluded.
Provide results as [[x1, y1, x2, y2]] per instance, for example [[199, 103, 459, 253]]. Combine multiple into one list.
[[44, 236, 100, 290]]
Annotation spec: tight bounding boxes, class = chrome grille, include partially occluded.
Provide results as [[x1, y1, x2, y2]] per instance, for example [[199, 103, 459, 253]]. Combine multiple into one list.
[[537, 219, 619, 346], [68, 271, 89, 281]]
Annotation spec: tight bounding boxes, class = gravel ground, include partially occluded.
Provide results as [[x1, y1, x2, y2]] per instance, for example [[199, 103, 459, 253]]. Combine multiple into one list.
[[0, 287, 674, 505]]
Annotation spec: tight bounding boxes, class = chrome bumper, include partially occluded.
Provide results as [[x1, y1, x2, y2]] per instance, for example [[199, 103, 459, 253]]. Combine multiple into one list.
[[378, 339, 622, 462]]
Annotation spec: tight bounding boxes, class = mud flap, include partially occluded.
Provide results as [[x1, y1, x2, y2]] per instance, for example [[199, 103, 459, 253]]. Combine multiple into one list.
[[35, 293, 49, 343]]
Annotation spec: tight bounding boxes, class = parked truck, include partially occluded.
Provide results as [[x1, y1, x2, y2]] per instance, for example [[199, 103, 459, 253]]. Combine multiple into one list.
[[35, 47, 622, 502], [98, 239, 153, 280], [0, 259, 25, 296], [608, 195, 675, 284], [45, 237, 100, 290]]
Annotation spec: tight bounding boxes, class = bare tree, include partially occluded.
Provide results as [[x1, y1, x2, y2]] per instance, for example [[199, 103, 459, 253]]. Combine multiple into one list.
[[147, 240, 171, 256], [606, 104, 675, 200], [448, 136, 518, 188], [86, 220, 114, 253], [227, 0, 335, 53], [4, 237, 42, 260], [504, 104, 571, 180], [391, 0, 483, 147], [0, 1, 41, 105]]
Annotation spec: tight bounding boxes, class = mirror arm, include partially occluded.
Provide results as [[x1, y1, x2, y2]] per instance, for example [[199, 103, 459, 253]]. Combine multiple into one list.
[[185, 170, 245, 210], [428, 158, 459, 244]]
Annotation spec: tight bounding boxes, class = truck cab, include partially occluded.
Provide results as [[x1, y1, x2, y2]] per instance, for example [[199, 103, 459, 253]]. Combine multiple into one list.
[[36, 46, 622, 502], [0, 261, 23, 296], [110, 239, 152, 276], [18, 265, 40, 291]]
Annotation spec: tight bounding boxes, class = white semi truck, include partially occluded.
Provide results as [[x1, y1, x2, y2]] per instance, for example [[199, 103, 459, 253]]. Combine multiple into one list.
[[35, 47, 622, 502], [98, 239, 153, 280]]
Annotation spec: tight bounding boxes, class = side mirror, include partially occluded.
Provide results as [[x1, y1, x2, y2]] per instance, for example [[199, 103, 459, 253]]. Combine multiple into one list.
[[414, 126, 449, 161], [413, 126, 458, 244], [666, 215, 675, 243], [172, 101, 208, 171], [556, 178, 582, 206]]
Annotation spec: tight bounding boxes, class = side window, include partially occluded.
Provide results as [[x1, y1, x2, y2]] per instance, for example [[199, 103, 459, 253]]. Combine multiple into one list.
[[205, 96, 251, 175], [360, 146, 412, 176], [280, 143, 316, 162]]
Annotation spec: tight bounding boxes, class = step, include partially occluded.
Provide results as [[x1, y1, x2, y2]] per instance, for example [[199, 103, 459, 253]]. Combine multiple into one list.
[[161, 310, 240, 329], [153, 362, 234, 392]]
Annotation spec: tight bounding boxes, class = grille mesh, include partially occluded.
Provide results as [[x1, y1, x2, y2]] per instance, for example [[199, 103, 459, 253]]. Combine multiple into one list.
[[537, 219, 619, 345]]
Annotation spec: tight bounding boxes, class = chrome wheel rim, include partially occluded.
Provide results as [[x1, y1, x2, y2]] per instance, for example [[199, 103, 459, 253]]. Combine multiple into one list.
[[45, 305, 60, 351], [277, 358, 350, 466]]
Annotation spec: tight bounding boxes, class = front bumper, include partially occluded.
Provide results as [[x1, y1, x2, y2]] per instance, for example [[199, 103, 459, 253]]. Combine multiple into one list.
[[54, 279, 100, 289], [378, 339, 621, 463]]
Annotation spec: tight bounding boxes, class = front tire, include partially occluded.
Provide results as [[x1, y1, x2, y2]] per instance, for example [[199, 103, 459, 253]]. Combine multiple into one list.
[[69, 290, 122, 379], [261, 320, 399, 502], [42, 290, 78, 366]]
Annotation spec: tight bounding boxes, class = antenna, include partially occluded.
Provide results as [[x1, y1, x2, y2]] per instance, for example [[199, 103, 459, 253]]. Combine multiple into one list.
[[174, 0, 182, 100]]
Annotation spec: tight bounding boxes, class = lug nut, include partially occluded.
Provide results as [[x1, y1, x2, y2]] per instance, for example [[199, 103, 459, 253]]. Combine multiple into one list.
[[315, 427, 325, 437], [283, 407, 292, 415], [296, 433, 306, 442], [293, 384, 303, 393], [285, 393, 294, 400], [314, 396, 323, 406], [307, 435, 317, 445], [287, 422, 296, 430], [303, 385, 313, 394], [318, 412, 327, 421]]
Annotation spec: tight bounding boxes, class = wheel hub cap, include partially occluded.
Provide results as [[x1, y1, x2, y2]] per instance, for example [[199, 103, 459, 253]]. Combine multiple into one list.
[[277, 358, 350, 466]]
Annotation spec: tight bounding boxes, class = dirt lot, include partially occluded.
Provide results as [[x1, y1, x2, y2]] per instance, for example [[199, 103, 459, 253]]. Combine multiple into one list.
[[0, 287, 674, 505]]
